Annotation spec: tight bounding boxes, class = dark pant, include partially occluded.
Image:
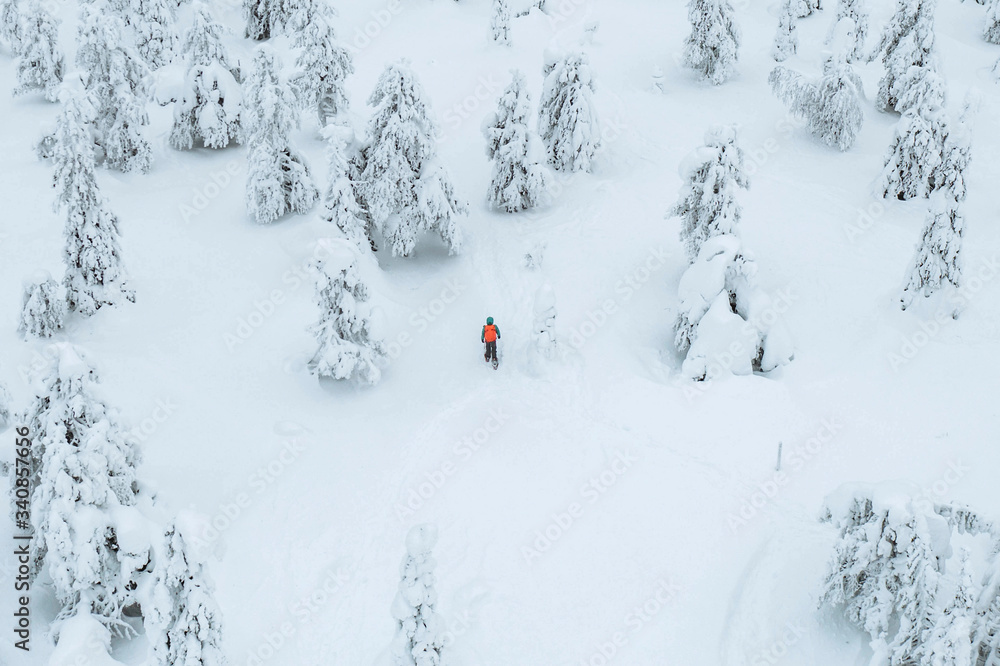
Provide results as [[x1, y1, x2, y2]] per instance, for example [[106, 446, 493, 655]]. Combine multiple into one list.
[[484, 341, 497, 362]]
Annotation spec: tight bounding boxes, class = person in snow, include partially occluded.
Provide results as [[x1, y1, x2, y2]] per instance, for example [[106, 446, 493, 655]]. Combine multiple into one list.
[[482, 316, 500, 366]]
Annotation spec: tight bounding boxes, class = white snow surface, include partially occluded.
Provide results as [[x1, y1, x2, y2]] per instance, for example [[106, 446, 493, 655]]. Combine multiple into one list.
[[0, 0, 999, 664]]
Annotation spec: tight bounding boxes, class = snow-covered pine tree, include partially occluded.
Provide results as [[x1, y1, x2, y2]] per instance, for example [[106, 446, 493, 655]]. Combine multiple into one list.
[[769, 56, 864, 151], [870, 0, 938, 113], [18, 271, 66, 339], [492, 0, 511, 45], [391, 524, 444, 666], [673, 235, 793, 379], [290, 5, 353, 127], [682, 0, 741, 85], [878, 95, 948, 200], [145, 523, 226, 666], [669, 125, 749, 262], [932, 92, 978, 202], [987, 0, 1000, 44], [308, 245, 386, 384], [170, 4, 241, 150], [821, 485, 948, 665], [919, 548, 976, 666], [244, 0, 277, 40], [0, 0, 21, 53], [827, 0, 869, 61], [900, 196, 964, 313], [792, 0, 821, 17], [356, 62, 466, 256], [13, 1, 63, 101], [773, 0, 798, 62], [53, 94, 135, 315], [109, 0, 178, 70], [484, 70, 550, 212], [0, 381, 10, 430], [26, 344, 141, 623], [978, 547, 1000, 666], [537, 51, 601, 172], [243, 46, 317, 224], [321, 125, 371, 253], [76, 3, 152, 173]]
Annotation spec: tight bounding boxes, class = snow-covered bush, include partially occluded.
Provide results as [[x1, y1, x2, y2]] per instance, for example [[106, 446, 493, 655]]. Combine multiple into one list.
[[308, 242, 386, 384], [492, 0, 510, 45], [13, 1, 63, 101], [321, 125, 370, 253], [0, 381, 10, 431], [878, 100, 947, 201], [244, 47, 317, 224], [900, 196, 963, 314], [669, 125, 749, 262], [537, 51, 601, 172], [769, 56, 864, 151], [979, 552, 1000, 666], [532, 283, 557, 361], [870, 0, 938, 113], [18, 271, 66, 338], [170, 4, 242, 150], [76, 4, 151, 173], [682, 0, 741, 85], [827, 0, 869, 61], [792, 0, 821, 17], [53, 93, 135, 315], [673, 235, 793, 380], [144, 523, 226, 666], [773, 0, 798, 62], [821, 483, 951, 665], [355, 62, 466, 257], [391, 524, 444, 666], [25, 344, 141, 623], [484, 70, 550, 212], [290, 5, 353, 126]]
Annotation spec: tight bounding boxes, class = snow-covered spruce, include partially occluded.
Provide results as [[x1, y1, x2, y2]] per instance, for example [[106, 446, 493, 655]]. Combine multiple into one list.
[[682, 0, 741, 85], [25, 344, 141, 623], [0, 0, 21, 52], [355, 62, 466, 257], [290, 5, 353, 127], [244, 0, 313, 40], [308, 243, 386, 384], [18, 271, 66, 339], [869, 0, 938, 113], [673, 235, 793, 380], [170, 4, 242, 150], [537, 51, 600, 172], [773, 0, 798, 62], [979, 551, 1000, 666], [987, 0, 1000, 44], [76, 3, 152, 173], [321, 125, 371, 253], [921, 548, 976, 665], [878, 99, 947, 201], [492, 0, 511, 45], [391, 524, 444, 666], [792, 0, 821, 17], [669, 125, 749, 262], [53, 93, 135, 315], [13, 1, 63, 101], [932, 93, 978, 203], [484, 70, 550, 212], [826, 0, 869, 61], [769, 56, 864, 151], [900, 196, 964, 314], [108, 0, 178, 70], [820, 484, 949, 665], [243, 47, 317, 225], [144, 523, 226, 666]]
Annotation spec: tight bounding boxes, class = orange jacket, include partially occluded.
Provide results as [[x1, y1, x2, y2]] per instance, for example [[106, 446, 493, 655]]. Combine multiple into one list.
[[482, 324, 499, 343]]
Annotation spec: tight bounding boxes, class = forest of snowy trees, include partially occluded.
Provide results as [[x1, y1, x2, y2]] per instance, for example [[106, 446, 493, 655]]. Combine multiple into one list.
[[0, 0, 998, 662]]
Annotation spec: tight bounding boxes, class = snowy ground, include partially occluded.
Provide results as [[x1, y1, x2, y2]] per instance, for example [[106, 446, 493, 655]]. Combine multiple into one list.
[[2, 0, 1000, 664]]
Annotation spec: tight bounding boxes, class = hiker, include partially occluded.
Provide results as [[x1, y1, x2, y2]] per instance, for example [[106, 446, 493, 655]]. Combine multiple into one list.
[[482, 317, 500, 368]]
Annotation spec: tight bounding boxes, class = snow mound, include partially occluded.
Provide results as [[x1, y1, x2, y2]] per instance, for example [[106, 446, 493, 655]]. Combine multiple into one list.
[[405, 523, 438, 556]]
